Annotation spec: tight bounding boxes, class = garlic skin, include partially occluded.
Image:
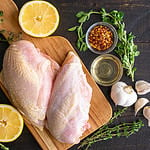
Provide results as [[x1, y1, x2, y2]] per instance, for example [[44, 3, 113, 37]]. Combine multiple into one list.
[[111, 82, 137, 107], [143, 106, 150, 127], [135, 98, 149, 116], [135, 80, 150, 95]]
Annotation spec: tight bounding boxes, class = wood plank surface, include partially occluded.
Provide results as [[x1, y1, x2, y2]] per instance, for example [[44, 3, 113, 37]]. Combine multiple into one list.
[[0, 0, 112, 149]]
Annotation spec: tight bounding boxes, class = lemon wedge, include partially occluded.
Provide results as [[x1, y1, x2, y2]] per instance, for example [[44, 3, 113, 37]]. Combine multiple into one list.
[[0, 104, 24, 142], [19, 0, 59, 37]]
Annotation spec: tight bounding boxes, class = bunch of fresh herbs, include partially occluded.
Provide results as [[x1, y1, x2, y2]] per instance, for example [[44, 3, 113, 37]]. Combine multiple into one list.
[[78, 108, 144, 150], [68, 8, 140, 81], [100, 8, 140, 81]]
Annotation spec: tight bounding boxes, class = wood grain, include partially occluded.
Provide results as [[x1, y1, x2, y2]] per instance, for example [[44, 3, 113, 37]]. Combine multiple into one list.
[[0, 0, 112, 149]]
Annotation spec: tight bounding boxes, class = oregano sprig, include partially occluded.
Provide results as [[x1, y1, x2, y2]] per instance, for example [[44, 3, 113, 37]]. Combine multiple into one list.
[[68, 10, 101, 51], [100, 8, 140, 81]]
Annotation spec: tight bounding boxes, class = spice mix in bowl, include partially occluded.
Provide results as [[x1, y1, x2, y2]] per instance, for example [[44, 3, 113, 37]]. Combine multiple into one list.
[[86, 22, 118, 54]]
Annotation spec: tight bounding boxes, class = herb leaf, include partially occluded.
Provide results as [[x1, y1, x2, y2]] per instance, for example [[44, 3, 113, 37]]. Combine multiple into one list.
[[0, 143, 9, 150], [0, 10, 3, 16], [0, 10, 3, 23], [68, 26, 78, 31], [78, 15, 88, 23], [76, 11, 86, 18]]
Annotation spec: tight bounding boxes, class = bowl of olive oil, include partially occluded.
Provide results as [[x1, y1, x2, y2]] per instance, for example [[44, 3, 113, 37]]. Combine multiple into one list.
[[90, 54, 123, 86]]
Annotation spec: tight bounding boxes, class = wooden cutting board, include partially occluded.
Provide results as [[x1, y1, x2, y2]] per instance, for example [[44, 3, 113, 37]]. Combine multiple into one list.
[[0, 0, 112, 149]]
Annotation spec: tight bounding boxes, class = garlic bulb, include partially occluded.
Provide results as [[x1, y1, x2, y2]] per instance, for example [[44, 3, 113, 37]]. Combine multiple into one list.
[[111, 82, 137, 107], [143, 106, 150, 127], [135, 98, 149, 116], [135, 80, 150, 95]]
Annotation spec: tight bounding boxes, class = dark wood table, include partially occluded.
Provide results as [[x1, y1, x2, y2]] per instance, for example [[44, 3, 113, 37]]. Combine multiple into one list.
[[0, 0, 149, 150]]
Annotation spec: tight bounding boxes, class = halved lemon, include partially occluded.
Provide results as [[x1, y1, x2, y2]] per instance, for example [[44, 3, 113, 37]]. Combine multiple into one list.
[[19, 0, 59, 37], [0, 104, 24, 142]]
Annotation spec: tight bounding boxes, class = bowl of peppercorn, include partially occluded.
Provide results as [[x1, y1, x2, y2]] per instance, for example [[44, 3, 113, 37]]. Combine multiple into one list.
[[86, 22, 118, 54]]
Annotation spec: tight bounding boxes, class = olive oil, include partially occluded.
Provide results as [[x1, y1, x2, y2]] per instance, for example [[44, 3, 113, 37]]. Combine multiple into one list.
[[91, 54, 123, 86]]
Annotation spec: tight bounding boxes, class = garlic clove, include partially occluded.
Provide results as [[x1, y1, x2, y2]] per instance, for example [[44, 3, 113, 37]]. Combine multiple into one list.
[[135, 80, 150, 95], [143, 106, 150, 127], [135, 98, 149, 116]]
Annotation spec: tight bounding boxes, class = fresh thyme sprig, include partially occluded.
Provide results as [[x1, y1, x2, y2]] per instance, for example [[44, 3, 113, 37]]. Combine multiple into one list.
[[0, 143, 9, 150], [78, 108, 144, 150], [68, 8, 139, 81], [108, 107, 127, 124]]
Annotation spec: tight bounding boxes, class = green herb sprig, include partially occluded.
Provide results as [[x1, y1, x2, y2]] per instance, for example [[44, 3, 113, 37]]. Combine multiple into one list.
[[0, 10, 22, 42], [78, 108, 144, 150], [0, 10, 3, 23], [0, 30, 22, 42], [68, 10, 101, 51], [68, 8, 140, 81], [0, 143, 9, 150], [0, 11, 3, 16]]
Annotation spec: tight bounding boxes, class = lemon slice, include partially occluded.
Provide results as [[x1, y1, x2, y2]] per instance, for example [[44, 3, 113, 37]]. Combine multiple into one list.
[[19, 0, 59, 37], [0, 104, 24, 142]]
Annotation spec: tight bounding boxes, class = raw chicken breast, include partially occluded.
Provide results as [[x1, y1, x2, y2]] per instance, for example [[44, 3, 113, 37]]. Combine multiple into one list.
[[46, 51, 92, 144], [1, 40, 59, 129]]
